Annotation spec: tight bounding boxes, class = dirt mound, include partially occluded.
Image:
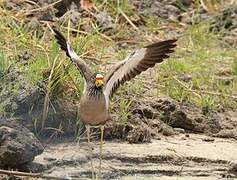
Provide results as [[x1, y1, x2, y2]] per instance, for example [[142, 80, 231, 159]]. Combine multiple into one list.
[[214, 110, 237, 139], [0, 62, 79, 137], [104, 97, 237, 143]]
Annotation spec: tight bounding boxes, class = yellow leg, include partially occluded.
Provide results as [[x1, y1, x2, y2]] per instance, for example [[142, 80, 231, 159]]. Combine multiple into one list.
[[86, 125, 95, 179], [99, 125, 104, 179]]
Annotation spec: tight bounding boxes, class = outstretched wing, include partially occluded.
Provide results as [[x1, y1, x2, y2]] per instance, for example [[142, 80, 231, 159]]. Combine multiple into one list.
[[53, 28, 93, 81], [104, 39, 177, 103]]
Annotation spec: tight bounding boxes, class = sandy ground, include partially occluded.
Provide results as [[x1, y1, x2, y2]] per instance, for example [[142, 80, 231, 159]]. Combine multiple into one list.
[[35, 133, 237, 179]]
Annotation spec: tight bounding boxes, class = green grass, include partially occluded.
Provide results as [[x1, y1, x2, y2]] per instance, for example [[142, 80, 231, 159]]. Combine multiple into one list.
[[118, 98, 133, 122], [0, 51, 8, 73], [0, 1, 236, 124], [145, 16, 161, 33], [231, 51, 237, 76], [155, 23, 237, 109]]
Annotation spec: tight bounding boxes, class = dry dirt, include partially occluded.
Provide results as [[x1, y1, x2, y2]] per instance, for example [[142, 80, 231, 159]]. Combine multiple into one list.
[[34, 133, 237, 179]]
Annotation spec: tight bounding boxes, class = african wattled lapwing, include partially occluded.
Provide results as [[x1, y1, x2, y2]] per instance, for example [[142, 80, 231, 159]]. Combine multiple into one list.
[[53, 28, 177, 179]]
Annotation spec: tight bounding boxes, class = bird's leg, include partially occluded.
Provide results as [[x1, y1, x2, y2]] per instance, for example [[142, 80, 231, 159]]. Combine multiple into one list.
[[86, 125, 95, 179], [99, 125, 104, 179]]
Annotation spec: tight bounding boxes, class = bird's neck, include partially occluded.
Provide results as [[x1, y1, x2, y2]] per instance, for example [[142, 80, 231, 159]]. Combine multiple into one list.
[[87, 86, 104, 98]]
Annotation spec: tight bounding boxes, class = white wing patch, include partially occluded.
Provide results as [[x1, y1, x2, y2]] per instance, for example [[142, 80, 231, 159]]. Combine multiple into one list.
[[66, 42, 88, 94], [67, 42, 80, 62]]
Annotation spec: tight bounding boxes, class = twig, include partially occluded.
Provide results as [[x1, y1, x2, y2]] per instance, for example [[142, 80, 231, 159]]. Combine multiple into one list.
[[188, 89, 237, 100], [173, 76, 201, 98], [83, 55, 101, 63], [116, 40, 139, 45], [61, 26, 89, 35], [200, 0, 209, 12], [118, 7, 138, 31], [41, 56, 58, 130], [0, 169, 68, 180], [24, 0, 41, 8], [61, 26, 113, 41], [67, 18, 71, 42], [90, 22, 113, 41], [173, 76, 237, 100]]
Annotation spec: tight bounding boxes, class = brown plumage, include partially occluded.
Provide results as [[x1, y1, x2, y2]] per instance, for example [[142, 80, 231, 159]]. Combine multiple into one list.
[[53, 28, 177, 126], [53, 28, 177, 178]]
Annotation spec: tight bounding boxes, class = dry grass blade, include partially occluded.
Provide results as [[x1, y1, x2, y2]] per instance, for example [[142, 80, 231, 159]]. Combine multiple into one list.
[[118, 7, 138, 31], [189, 89, 237, 100], [200, 0, 234, 13], [41, 57, 57, 130], [173, 76, 201, 98]]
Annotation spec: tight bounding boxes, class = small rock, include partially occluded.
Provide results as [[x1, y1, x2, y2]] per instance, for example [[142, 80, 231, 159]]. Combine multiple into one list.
[[161, 124, 176, 136], [203, 113, 222, 134], [202, 137, 215, 142], [174, 128, 185, 134], [229, 162, 237, 175], [216, 76, 234, 86], [153, 136, 161, 140], [104, 120, 133, 140], [132, 104, 157, 119], [181, 12, 192, 24], [19, 162, 45, 173], [166, 5, 181, 17], [18, 51, 32, 62], [215, 129, 237, 139], [59, 10, 81, 25], [185, 134, 190, 138], [44, 157, 57, 162], [127, 124, 151, 143], [95, 11, 116, 34], [169, 110, 196, 131], [153, 97, 177, 112], [177, 74, 192, 82]]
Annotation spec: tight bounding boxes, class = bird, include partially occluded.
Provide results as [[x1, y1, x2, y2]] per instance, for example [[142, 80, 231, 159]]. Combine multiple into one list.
[[53, 28, 177, 179]]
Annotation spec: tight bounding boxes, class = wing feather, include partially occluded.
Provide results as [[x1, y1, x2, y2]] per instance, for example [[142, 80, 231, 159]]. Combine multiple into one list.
[[53, 28, 92, 82], [104, 39, 177, 106]]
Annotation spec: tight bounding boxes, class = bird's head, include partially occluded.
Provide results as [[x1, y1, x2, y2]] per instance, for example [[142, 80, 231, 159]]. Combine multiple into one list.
[[95, 73, 104, 89]]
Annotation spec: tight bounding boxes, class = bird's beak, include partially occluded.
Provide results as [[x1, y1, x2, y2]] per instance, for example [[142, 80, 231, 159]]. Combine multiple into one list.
[[95, 79, 104, 88]]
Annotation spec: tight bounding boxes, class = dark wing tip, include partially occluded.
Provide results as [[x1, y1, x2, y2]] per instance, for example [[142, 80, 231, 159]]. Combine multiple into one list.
[[145, 39, 177, 49], [144, 39, 177, 59], [141, 39, 177, 64], [53, 28, 70, 57]]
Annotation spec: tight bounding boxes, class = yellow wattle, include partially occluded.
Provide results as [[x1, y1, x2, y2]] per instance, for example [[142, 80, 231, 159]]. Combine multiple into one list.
[[95, 79, 104, 87]]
